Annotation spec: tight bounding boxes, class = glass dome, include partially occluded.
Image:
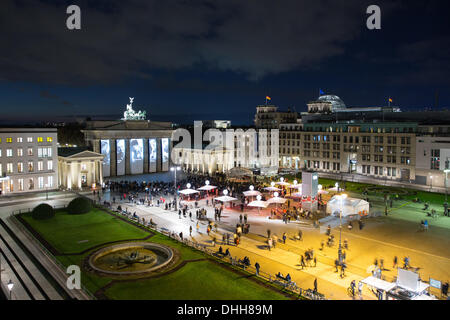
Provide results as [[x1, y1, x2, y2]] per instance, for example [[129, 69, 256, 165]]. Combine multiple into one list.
[[317, 95, 346, 110]]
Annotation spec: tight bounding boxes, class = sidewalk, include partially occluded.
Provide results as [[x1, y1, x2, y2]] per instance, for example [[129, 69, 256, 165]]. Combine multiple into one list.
[[117, 201, 375, 300]]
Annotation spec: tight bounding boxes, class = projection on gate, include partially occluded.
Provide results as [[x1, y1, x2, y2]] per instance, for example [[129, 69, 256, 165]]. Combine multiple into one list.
[[116, 139, 125, 176], [130, 139, 144, 174], [149, 138, 157, 173], [161, 138, 169, 171], [101, 139, 110, 177]]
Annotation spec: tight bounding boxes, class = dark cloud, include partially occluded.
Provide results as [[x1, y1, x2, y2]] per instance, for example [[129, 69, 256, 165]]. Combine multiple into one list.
[[0, 0, 399, 85], [40, 89, 74, 106]]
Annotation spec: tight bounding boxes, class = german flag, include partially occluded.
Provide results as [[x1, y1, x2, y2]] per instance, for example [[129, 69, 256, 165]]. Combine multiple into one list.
[[266, 96, 271, 101], [389, 98, 393, 103]]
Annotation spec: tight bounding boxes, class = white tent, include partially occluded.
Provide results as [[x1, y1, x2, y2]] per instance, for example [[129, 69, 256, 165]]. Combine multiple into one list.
[[179, 188, 200, 195], [197, 185, 217, 191], [326, 196, 369, 217], [243, 190, 261, 197], [248, 200, 268, 208], [214, 196, 238, 202], [267, 197, 287, 204], [361, 276, 396, 292], [264, 186, 281, 192]]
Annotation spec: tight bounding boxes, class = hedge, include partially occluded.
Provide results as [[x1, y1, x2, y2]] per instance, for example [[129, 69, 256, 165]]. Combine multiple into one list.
[[32, 203, 55, 220], [67, 197, 92, 214]]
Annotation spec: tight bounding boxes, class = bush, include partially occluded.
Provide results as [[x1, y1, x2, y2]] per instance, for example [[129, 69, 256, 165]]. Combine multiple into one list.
[[32, 203, 55, 220], [67, 197, 92, 214]]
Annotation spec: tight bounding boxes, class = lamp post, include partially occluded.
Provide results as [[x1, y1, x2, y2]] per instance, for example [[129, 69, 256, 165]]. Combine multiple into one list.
[[170, 166, 181, 211], [7, 279, 13, 300], [45, 184, 49, 200], [430, 176, 433, 192], [337, 194, 347, 264], [444, 170, 450, 204]]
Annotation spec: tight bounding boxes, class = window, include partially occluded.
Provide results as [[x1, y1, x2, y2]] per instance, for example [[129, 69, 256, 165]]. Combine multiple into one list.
[[17, 162, 23, 173], [6, 138, 12, 143], [28, 161, 34, 172], [6, 149, 12, 157], [18, 179, 24, 191], [47, 160, 53, 171], [17, 137, 23, 143], [38, 177, 44, 189], [0, 149, 2, 157], [28, 148, 33, 156], [28, 178, 34, 190], [47, 137, 53, 142], [17, 148, 23, 157], [7, 163, 13, 174], [37, 137, 43, 143], [27, 137, 33, 143], [47, 147, 52, 157], [38, 161, 44, 171], [48, 176, 53, 188]]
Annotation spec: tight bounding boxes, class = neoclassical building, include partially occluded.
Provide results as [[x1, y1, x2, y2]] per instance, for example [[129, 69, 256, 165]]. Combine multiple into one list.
[[82, 120, 174, 178], [58, 148, 104, 190]]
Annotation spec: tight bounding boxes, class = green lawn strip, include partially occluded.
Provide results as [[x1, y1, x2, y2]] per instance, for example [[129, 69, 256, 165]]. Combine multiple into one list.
[[21, 208, 149, 254], [105, 260, 289, 300]]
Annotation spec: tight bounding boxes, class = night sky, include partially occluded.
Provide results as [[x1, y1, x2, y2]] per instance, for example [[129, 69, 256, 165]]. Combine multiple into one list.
[[1, 0, 449, 125]]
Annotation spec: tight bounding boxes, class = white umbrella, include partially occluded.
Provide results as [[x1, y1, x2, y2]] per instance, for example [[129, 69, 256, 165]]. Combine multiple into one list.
[[267, 197, 287, 204], [197, 185, 217, 191], [248, 200, 268, 208], [243, 190, 262, 197], [291, 192, 303, 198], [318, 189, 329, 195], [264, 186, 281, 192], [289, 183, 302, 189], [276, 181, 291, 186], [179, 188, 199, 195], [215, 196, 238, 202]]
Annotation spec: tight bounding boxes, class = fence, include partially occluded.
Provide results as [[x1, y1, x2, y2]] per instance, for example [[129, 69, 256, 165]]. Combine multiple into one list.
[[109, 205, 327, 300]]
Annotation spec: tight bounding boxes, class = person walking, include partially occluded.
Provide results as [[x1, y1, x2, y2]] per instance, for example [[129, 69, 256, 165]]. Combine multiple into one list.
[[255, 262, 260, 276], [393, 256, 398, 269], [313, 278, 318, 293], [267, 229, 271, 239], [334, 259, 339, 273], [300, 255, 306, 269], [189, 225, 192, 236], [212, 236, 216, 247], [239, 214, 243, 224], [358, 281, 363, 299], [340, 263, 346, 278], [282, 232, 287, 244], [244, 214, 247, 224], [313, 256, 317, 267], [268, 237, 273, 251]]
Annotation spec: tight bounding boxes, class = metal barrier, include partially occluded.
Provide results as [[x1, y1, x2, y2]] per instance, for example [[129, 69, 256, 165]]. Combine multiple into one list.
[[108, 207, 327, 300]]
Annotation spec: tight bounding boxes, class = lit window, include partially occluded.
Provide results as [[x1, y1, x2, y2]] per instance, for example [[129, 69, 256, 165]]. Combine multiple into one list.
[[28, 161, 34, 172], [47, 137, 53, 142], [17, 148, 23, 157], [18, 179, 24, 191], [17, 162, 23, 173], [27, 137, 33, 143], [47, 147, 52, 157], [48, 176, 53, 188], [17, 137, 23, 143], [38, 177, 44, 189], [38, 161, 44, 171], [6, 149, 12, 157], [6, 138, 12, 143], [7, 163, 13, 173], [37, 137, 43, 142], [47, 160, 53, 171], [28, 148, 33, 156]]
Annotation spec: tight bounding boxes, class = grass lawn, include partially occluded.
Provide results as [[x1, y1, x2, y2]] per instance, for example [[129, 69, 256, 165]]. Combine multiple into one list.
[[20, 207, 290, 300], [21, 208, 149, 253], [105, 260, 288, 300]]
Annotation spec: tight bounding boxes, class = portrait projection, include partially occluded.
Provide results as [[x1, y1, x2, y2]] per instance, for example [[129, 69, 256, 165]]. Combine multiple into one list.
[[116, 139, 125, 176], [130, 139, 144, 174], [161, 138, 169, 171], [101, 140, 111, 177], [149, 139, 157, 173]]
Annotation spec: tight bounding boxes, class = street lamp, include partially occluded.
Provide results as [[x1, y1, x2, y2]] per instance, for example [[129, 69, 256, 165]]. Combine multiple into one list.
[[337, 193, 347, 264], [170, 166, 181, 211], [430, 176, 433, 191], [7, 279, 14, 300], [45, 183, 49, 200]]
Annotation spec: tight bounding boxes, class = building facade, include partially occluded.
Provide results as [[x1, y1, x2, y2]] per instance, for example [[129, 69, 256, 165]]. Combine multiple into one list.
[[0, 128, 58, 195], [278, 94, 450, 189], [58, 148, 104, 190], [82, 120, 174, 178]]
